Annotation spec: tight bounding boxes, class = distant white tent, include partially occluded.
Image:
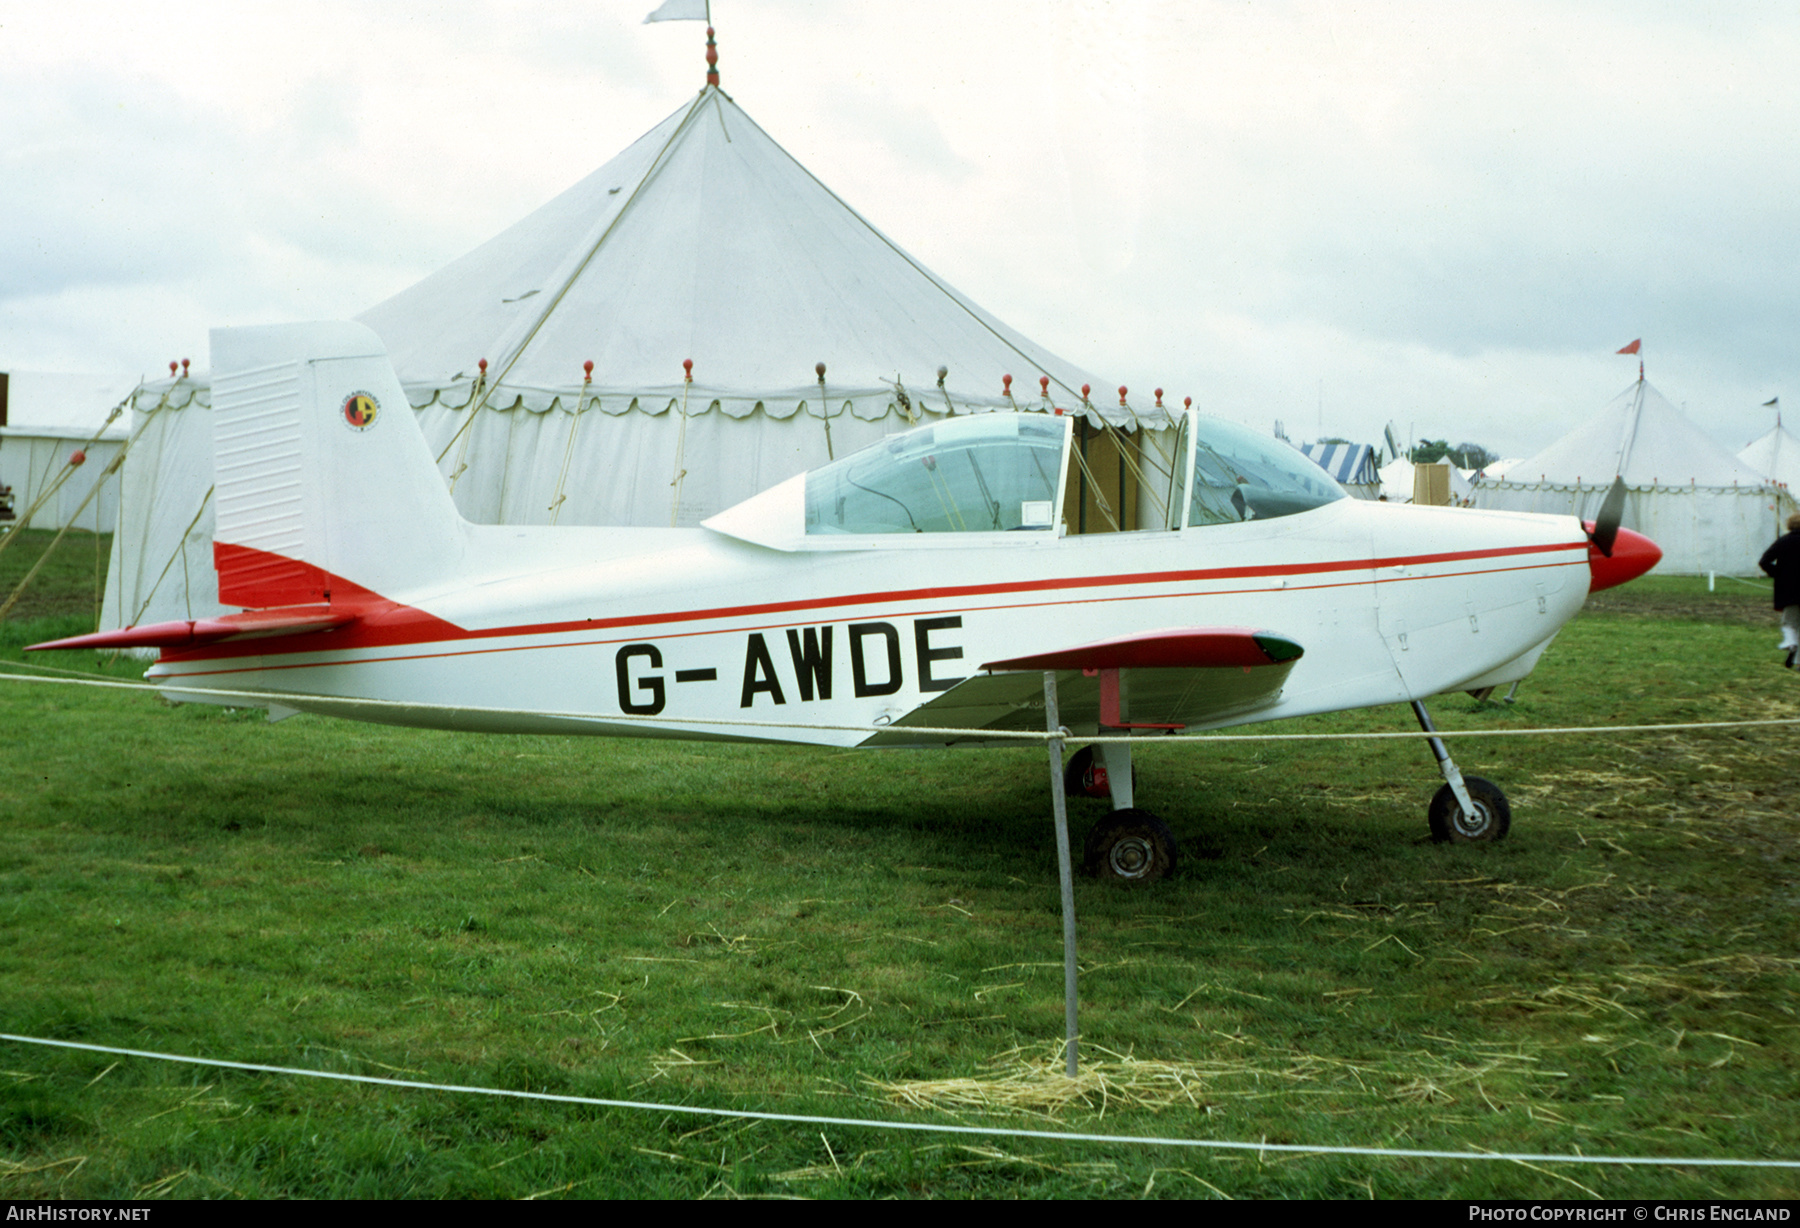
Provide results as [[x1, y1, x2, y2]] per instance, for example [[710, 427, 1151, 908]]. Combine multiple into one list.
[[1737, 421, 1800, 494], [1377, 458, 1475, 505], [1473, 378, 1795, 574], [1377, 455, 1413, 501], [0, 372, 136, 533], [1297, 442, 1381, 499], [103, 84, 1177, 633]]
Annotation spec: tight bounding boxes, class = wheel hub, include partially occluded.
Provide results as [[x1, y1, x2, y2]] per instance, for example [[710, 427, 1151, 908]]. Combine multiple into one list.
[[1451, 803, 1491, 839], [1108, 837, 1153, 878]]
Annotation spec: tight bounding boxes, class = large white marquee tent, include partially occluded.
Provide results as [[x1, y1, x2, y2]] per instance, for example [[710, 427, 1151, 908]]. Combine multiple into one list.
[[101, 84, 1181, 633], [1473, 378, 1794, 575], [1737, 419, 1800, 495]]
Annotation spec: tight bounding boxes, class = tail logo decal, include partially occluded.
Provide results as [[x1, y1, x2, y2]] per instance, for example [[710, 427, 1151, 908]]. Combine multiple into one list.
[[341, 392, 380, 432]]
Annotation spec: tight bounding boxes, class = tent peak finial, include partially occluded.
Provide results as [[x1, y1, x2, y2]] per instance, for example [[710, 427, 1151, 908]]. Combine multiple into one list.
[[706, 26, 719, 87]]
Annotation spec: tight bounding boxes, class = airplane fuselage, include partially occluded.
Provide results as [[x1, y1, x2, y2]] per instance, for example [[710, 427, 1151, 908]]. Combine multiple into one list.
[[145, 497, 1591, 747]]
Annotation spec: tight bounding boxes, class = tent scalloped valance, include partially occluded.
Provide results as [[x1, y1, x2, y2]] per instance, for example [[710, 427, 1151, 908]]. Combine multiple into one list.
[[1477, 478, 1786, 497], [129, 378, 1171, 431], [398, 382, 1167, 429], [128, 382, 209, 413]]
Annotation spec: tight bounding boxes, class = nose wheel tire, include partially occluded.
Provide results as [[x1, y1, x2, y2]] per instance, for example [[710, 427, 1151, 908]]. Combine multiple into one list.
[[1083, 808, 1178, 883], [1428, 777, 1511, 843]]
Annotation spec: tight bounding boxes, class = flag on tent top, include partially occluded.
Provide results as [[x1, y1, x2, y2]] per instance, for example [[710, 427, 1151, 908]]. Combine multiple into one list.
[[645, 0, 708, 21], [1616, 339, 1642, 355]]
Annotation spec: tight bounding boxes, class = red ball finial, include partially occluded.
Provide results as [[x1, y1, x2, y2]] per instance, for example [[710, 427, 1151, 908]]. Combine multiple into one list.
[[705, 26, 720, 86], [583, 360, 594, 382], [1002, 374, 1012, 395], [1039, 376, 1049, 396], [1118, 385, 1128, 406], [1081, 384, 1090, 400], [815, 362, 827, 380], [682, 358, 693, 382], [478, 358, 488, 375], [168, 361, 178, 376], [1154, 387, 1163, 407], [1184, 396, 1192, 410], [181, 359, 190, 375], [69, 449, 86, 467]]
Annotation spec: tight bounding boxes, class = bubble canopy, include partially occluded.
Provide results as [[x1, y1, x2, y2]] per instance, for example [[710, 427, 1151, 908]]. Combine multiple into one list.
[[1186, 416, 1344, 527], [702, 409, 1342, 550], [806, 414, 1068, 535]]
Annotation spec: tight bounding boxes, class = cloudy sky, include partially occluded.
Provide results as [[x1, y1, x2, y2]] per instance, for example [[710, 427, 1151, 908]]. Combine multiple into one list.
[[4, 1, 1796, 459]]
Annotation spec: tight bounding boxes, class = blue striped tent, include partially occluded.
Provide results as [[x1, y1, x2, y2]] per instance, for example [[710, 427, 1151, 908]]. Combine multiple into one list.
[[1297, 442, 1383, 500]]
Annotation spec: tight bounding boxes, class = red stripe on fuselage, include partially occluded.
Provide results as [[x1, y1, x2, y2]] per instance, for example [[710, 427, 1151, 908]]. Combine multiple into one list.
[[154, 540, 1586, 677]]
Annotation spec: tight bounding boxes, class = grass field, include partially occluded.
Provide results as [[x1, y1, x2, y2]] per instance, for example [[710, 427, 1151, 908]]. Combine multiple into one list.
[[1, 530, 1796, 1198]]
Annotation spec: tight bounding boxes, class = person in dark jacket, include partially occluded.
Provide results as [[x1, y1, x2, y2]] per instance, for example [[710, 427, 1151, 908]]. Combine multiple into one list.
[[1759, 511, 1800, 669]]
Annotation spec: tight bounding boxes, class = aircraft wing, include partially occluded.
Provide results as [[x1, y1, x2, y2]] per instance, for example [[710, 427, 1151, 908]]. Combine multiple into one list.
[[860, 627, 1303, 747]]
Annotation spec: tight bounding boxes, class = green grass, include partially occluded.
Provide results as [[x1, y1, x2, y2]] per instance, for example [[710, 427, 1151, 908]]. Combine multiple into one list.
[[0, 528, 111, 626], [1, 568, 1796, 1198]]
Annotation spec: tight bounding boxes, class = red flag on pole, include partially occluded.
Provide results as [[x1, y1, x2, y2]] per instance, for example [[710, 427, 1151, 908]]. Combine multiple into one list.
[[1616, 339, 1641, 355]]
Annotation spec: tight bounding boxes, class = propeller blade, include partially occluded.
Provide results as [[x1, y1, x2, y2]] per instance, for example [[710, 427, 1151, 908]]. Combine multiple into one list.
[[1589, 476, 1627, 558]]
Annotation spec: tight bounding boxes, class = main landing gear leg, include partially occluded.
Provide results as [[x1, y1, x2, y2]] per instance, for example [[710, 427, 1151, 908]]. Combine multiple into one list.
[[1411, 700, 1511, 843], [1101, 741, 1133, 811], [1081, 740, 1179, 883]]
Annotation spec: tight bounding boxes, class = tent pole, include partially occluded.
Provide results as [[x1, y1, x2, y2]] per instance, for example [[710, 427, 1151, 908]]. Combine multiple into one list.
[[1042, 671, 1080, 1077], [815, 364, 833, 461], [671, 363, 693, 525]]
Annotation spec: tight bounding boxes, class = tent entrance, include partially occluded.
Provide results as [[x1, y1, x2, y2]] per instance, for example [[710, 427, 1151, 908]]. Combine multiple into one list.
[[1062, 417, 1187, 536], [1064, 418, 1139, 535]]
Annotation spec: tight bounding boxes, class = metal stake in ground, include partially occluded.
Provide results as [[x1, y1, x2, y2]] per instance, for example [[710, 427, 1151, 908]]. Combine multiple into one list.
[[1042, 670, 1079, 1076]]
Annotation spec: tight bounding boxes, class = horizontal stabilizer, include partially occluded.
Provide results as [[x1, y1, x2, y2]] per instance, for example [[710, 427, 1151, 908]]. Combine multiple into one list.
[[26, 606, 357, 653]]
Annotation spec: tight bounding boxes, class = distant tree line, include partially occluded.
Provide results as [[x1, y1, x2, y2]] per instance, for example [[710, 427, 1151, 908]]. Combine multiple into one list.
[[1409, 439, 1498, 469]]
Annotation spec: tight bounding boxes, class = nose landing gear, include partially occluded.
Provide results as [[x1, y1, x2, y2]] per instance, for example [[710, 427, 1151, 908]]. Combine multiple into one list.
[[1412, 699, 1510, 843]]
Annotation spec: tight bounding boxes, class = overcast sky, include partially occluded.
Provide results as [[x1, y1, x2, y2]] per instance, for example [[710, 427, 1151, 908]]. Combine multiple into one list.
[[4, 0, 1796, 459]]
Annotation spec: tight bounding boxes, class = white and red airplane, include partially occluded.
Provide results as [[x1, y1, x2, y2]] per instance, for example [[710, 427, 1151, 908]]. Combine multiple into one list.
[[32, 322, 1660, 881]]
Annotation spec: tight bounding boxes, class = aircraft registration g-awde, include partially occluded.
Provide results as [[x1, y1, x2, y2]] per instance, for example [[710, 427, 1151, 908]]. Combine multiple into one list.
[[32, 322, 1661, 881]]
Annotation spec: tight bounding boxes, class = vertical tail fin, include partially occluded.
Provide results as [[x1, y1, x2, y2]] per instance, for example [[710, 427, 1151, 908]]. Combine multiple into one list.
[[210, 321, 464, 608]]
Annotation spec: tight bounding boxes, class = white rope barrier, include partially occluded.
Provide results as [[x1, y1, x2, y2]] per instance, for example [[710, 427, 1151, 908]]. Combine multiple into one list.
[[5, 1034, 1793, 1170], [1, 667, 1798, 744], [5, 662, 1795, 1177]]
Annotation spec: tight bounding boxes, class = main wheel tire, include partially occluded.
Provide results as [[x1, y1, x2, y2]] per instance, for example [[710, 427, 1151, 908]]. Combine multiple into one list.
[[1428, 777, 1511, 843], [1083, 808, 1179, 883], [1063, 745, 1110, 799]]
